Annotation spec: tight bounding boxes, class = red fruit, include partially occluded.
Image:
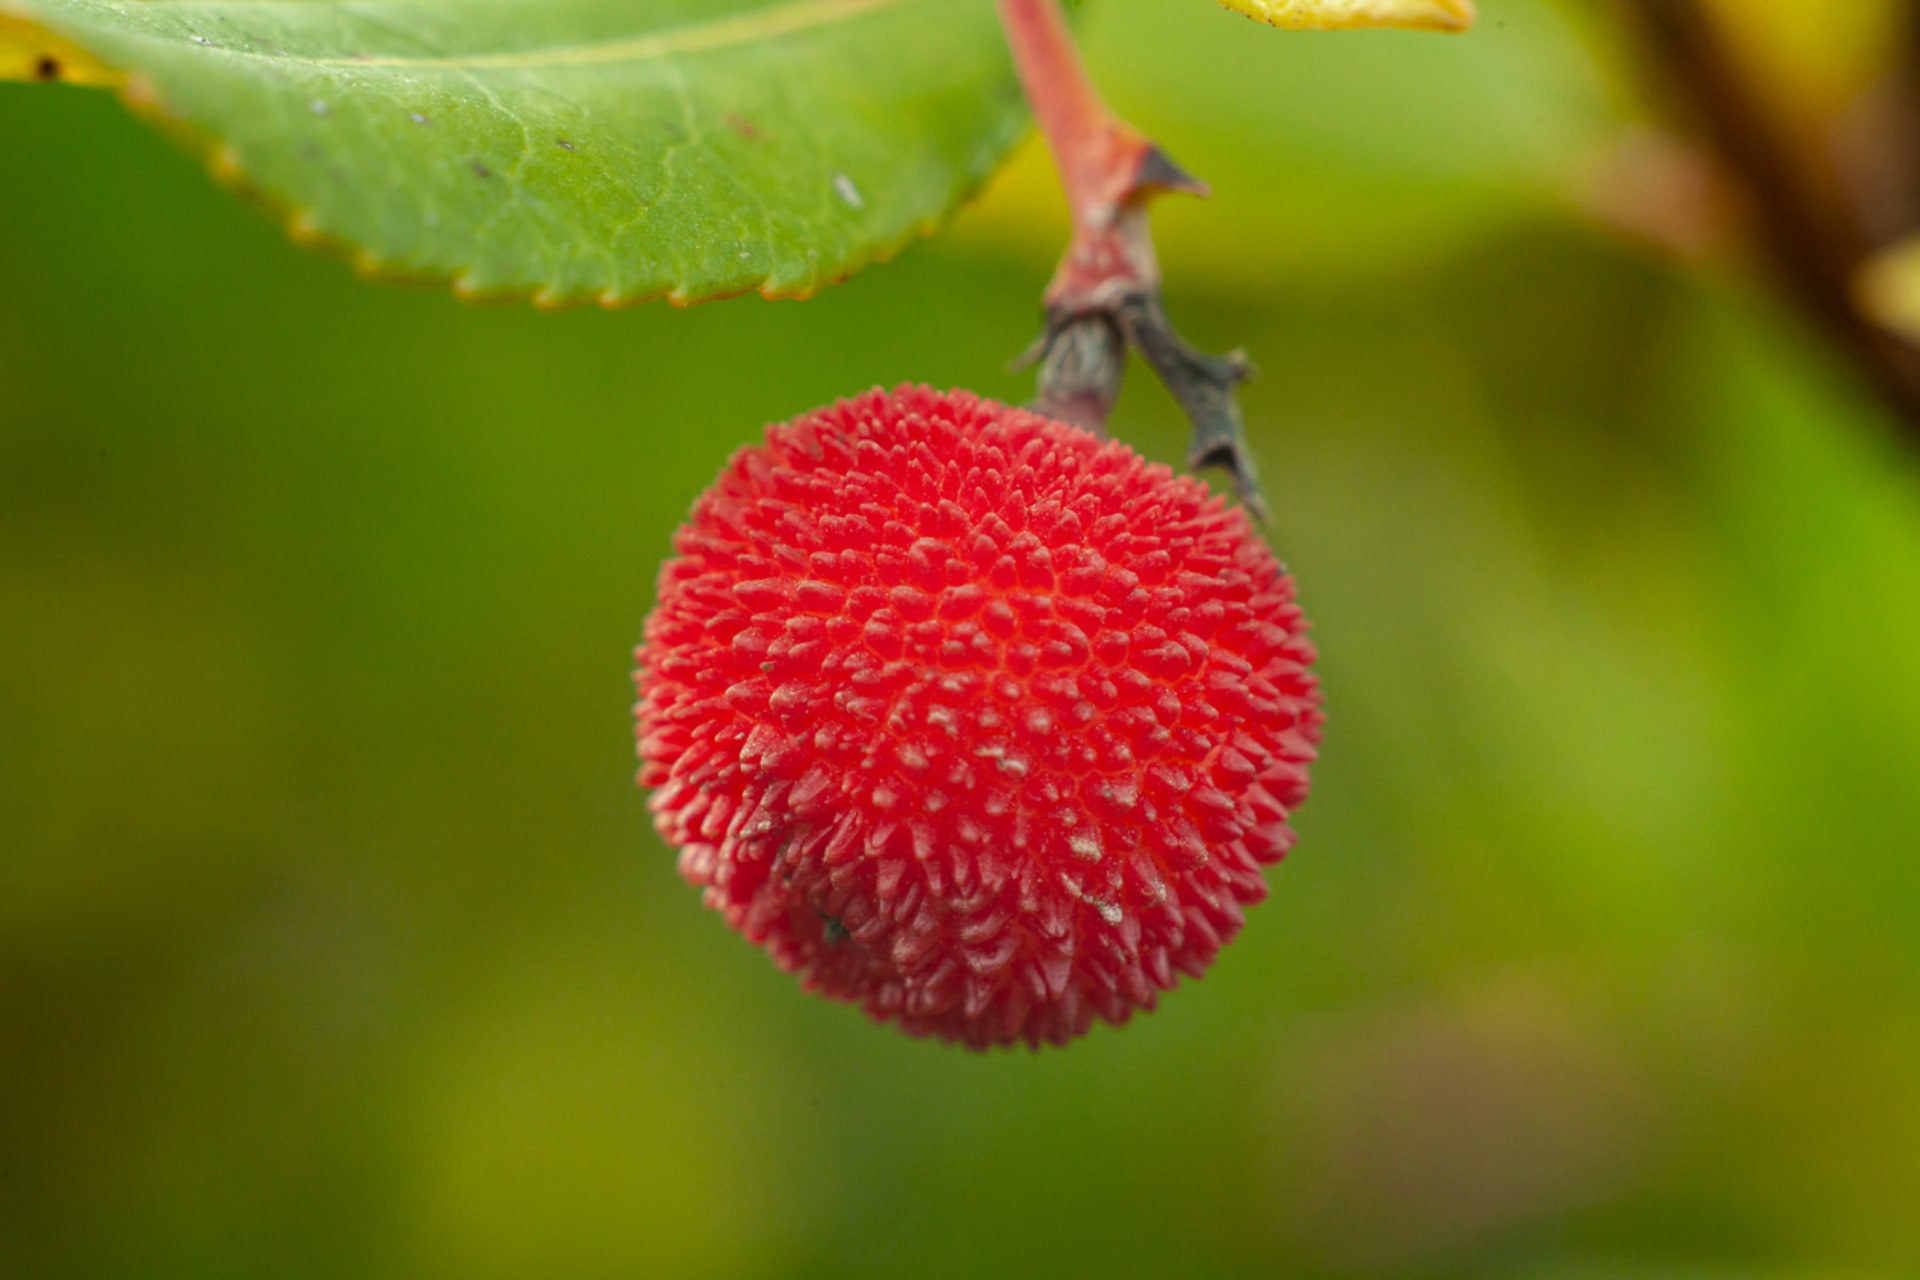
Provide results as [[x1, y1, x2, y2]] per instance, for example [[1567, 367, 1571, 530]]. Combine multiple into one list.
[[635, 386, 1321, 1048]]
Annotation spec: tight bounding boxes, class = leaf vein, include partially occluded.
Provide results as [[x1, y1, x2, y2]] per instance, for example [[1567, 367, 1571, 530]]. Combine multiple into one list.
[[251, 0, 915, 71]]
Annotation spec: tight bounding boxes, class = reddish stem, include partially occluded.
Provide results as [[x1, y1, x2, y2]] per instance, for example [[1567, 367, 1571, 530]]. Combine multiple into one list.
[[995, 0, 1264, 517], [995, 0, 1127, 217], [997, 0, 1207, 306]]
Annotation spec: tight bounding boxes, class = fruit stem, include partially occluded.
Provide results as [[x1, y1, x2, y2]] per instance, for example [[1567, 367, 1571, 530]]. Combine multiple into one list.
[[995, 0, 1139, 225], [996, 0, 1270, 522]]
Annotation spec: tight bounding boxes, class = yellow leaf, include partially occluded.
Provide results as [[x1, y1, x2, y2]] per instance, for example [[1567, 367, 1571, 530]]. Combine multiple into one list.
[[1216, 0, 1475, 33]]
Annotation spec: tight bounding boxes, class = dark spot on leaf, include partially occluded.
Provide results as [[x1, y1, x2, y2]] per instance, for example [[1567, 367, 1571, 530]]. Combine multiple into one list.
[[820, 914, 850, 947], [724, 113, 762, 142], [33, 56, 60, 82], [471, 161, 491, 179], [556, 139, 577, 151]]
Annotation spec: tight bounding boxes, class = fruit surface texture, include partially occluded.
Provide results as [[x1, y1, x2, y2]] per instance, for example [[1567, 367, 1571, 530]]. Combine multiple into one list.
[[635, 387, 1321, 1047]]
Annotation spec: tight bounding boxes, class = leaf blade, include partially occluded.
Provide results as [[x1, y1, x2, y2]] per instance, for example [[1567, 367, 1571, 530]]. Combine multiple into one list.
[[0, 0, 1028, 306]]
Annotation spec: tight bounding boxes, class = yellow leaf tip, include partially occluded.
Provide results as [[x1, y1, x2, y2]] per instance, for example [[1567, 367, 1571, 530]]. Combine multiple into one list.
[[288, 209, 325, 245], [208, 143, 244, 183]]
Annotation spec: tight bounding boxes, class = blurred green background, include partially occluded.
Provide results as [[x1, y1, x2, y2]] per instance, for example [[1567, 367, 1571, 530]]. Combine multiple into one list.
[[5, 2, 1920, 1277]]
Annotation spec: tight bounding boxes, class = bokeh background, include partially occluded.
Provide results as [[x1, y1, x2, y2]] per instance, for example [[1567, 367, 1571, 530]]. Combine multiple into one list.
[[6, 2, 1920, 1276]]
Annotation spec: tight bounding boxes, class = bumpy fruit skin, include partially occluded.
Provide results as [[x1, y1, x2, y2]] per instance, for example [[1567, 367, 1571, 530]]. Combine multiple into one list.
[[635, 387, 1320, 1048]]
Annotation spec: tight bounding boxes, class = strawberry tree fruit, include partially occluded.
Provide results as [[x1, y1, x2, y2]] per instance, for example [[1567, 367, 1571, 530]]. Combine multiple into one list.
[[635, 387, 1322, 1047]]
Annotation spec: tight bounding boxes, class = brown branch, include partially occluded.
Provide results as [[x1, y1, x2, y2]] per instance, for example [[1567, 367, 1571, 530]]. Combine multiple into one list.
[[1618, 0, 1920, 436], [1893, 1, 1920, 241], [996, 0, 1268, 520]]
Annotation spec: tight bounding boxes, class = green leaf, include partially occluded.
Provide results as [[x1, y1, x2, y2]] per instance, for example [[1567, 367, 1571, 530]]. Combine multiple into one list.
[[0, 0, 1028, 306]]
